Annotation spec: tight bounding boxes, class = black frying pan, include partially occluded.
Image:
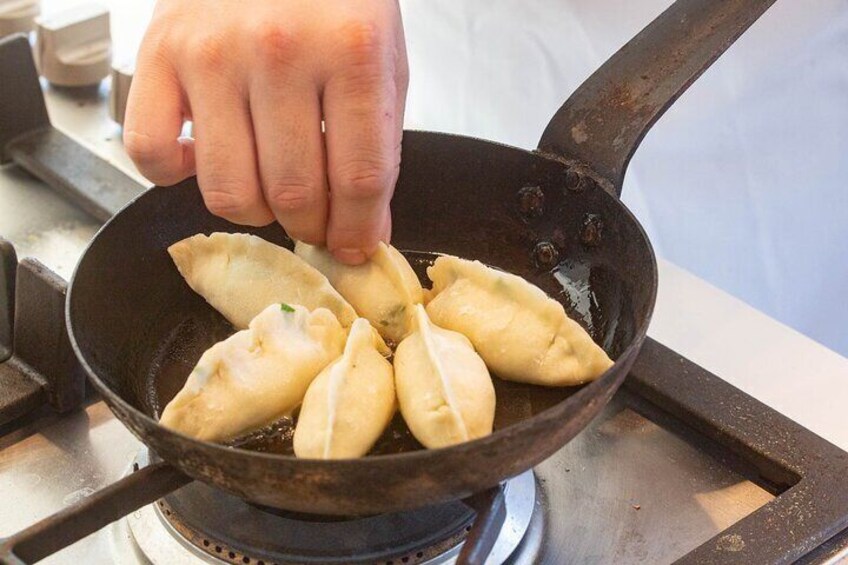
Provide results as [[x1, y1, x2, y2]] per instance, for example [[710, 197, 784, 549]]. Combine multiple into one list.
[[1, 0, 777, 561], [69, 133, 654, 516]]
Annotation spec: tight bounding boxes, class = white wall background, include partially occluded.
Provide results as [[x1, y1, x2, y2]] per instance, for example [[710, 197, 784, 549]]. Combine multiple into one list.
[[400, 0, 848, 357]]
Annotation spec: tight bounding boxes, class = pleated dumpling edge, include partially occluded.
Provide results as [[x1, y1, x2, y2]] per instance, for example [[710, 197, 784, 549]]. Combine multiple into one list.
[[159, 303, 347, 442], [168, 232, 358, 329], [294, 241, 424, 342], [425, 255, 613, 386]]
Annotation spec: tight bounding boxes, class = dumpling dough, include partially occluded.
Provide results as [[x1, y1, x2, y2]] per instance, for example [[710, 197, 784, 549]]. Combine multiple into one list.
[[426, 255, 613, 386], [169, 233, 357, 329], [160, 303, 346, 442], [293, 318, 396, 459], [294, 242, 424, 343], [394, 305, 495, 449]]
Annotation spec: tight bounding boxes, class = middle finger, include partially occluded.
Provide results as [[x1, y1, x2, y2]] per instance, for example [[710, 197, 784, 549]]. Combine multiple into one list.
[[250, 36, 328, 244]]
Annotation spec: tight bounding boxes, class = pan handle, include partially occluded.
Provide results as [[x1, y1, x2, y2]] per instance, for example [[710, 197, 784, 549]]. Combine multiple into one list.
[[537, 0, 777, 194], [456, 485, 507, 565], [0, 461, 191, 564]]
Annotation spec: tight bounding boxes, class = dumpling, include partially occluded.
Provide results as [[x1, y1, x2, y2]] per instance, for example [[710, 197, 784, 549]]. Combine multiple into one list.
[[294, 242, 424, 343], [169, 233, 357, 329], [426, 255, 613, 386], [160, 303, 346, 442], [394, 305, 495, 449], [293, 318, 395, 459]]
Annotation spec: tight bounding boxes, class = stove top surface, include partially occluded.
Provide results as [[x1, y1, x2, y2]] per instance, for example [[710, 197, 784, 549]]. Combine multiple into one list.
[[0, 391, 779, 564]]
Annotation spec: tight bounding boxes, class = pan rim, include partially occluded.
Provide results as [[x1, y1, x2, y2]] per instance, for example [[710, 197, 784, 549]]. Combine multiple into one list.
[[65, 129, 658, 468]]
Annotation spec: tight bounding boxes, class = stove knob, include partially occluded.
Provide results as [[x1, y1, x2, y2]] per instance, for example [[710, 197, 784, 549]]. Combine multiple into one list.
[[0, 0, 40, 37], [109, 61, 133, 125], [34, 4, 111, 87]]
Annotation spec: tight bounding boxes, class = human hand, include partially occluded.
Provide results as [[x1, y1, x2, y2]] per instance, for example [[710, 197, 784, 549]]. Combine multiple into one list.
[[124, 0, 408, 264]]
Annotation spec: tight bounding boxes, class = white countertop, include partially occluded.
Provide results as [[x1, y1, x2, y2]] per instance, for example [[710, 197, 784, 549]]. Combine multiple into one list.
[[651, 260, 848, 451]]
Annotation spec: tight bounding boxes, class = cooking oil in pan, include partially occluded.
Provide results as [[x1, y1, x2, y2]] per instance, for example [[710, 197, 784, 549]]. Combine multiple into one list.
[[554, 256, 632, 356], [230, 412, 422, 456]]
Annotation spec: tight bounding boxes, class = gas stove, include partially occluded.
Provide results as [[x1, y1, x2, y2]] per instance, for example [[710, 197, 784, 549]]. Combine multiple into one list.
[[2, 4, 848, 564]]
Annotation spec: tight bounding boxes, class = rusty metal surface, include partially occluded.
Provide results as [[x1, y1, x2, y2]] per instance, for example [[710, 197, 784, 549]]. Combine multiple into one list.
[[0, 247, 85, 427], [0, 35, 144, 222], [538, 0, 778, 192], [797, 528, 848, 564], [625, 338, 848, 563]]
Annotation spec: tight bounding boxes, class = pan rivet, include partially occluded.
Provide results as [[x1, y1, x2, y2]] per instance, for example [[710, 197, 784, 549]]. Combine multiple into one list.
[[533, 241, 559, 268], [564, 170, 581, 191], [581, 214, 604, 247], [517, 185, 545, 219]]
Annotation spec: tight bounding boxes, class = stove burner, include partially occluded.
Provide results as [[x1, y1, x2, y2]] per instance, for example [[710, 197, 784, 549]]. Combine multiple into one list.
[[125, 450, 537, 565], [159, 486, 473, 565]]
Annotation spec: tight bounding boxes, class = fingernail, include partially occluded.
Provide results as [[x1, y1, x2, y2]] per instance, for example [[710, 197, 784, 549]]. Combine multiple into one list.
[[333, 248, 367, 265]]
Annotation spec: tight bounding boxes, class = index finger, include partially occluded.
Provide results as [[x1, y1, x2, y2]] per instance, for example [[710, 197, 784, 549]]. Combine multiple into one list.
[[124, 39, 194, 186]]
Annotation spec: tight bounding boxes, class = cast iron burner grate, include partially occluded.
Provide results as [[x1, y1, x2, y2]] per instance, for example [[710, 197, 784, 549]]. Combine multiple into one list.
[[127, 448, 535, 565], [157, 495, 472, 565]]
